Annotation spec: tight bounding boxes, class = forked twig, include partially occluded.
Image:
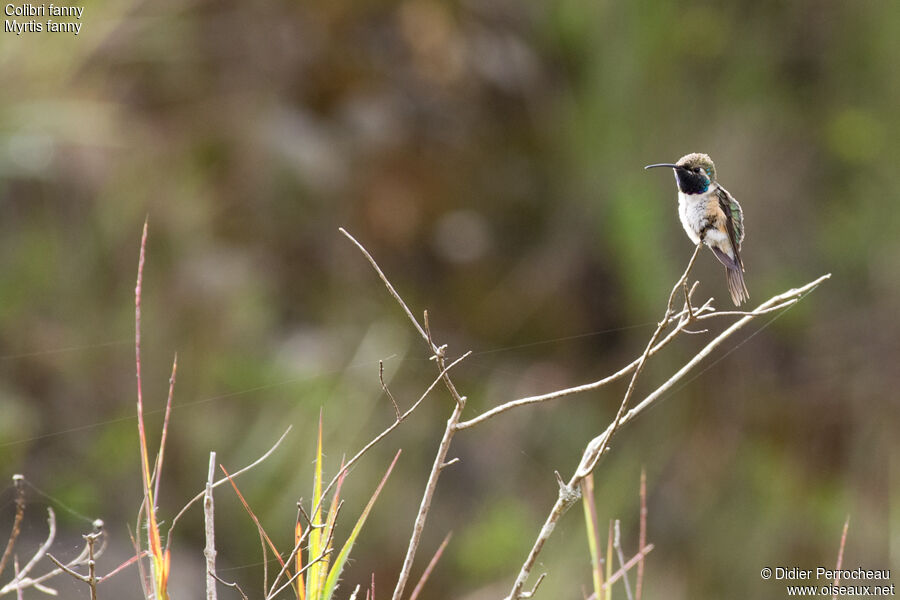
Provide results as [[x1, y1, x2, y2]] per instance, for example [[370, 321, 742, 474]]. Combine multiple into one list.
[[166, 427, 292, 551], [505, 257, 830, 599], [213, 574, 249, 600], [457, 247, 706, 432], [339, 228, 470, 600]]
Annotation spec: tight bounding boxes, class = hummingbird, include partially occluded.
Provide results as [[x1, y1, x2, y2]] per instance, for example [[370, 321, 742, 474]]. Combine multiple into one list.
[[645, 153, 749, 306]]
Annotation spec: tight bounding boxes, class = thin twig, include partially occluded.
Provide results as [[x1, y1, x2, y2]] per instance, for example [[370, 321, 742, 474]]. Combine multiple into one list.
[[0, 508, 57, 596], [313, 352, 470, 522], [339, 228, 433, 350], [456, 255, 716, 433], [455, 324, 685, 430], [267, 500, 343, 598], [582, 244, 703, 476], [503, 247, 704, 600], [45, 531, 101, 600], [128, 524, 152, 599], [45, 554, 88, 582], [16, 508, 55, 584], [13, 523, 107, 595], [605, 545, 654, 590], [832, 516, 850, 600], [213, 574, 249, 600], [391, 322, 468, 600], [505, 266, 831, 599], [339, 228, 470, 600], [613, 521, 633, 600], [635, 469, 647, 600], [167, 427, 291, 551], [595, 273, 830, 443], [98, 550, 147, 584], [86, 529, 101, 600], [0, 475, 25, 579], [267, 545, 335, 599], [12, 557, 21, 600], [380, 360, 402, 420], [205, 452, 218, 600], [154, 354, 178, 506], [409, 532, 452, 600], [585, 545, 655, 599], [220, 465, 286, 596]]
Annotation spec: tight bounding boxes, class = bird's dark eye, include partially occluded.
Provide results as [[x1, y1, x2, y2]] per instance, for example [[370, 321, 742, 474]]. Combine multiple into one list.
[[693, 167, 702, 173]]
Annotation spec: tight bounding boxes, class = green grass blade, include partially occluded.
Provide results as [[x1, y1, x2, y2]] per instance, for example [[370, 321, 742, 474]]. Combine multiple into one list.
[[317, 460, 347, 595], [582, 474, 603, 599], [321, 450, 401, 600], [308, 412, 325, 600]]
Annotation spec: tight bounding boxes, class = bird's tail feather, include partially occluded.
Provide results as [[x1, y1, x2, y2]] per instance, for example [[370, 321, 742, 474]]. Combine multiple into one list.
[[726, 267, 749, 306]]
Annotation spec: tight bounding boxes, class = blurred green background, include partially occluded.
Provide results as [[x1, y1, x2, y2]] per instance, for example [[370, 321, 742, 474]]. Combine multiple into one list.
[[1, 0, 898, 598]]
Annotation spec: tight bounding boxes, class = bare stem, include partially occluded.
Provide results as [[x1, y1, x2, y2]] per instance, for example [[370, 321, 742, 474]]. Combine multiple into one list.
[[312, 351, 471, 525], [409, 532, 452, 600], [339, 228, 433, 351], [613, 521, 633, 600], [636, 469, 647, 600], [0, 508, 56, 596], [339, 228, 468, 600], [380, 360, 402, 420], [457, 247, 709, 431], [205, 452, 218, 600], [213, 574, 249, 600], [167, 427, 291, 551], [154, 354, 178, 505], [0, 475, 25, 580], [505, 263, 831, 599], [832, 516, 850, 599]]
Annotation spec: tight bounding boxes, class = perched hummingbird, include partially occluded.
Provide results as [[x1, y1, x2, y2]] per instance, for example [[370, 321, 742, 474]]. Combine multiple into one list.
[[645, 153, 749, 306]]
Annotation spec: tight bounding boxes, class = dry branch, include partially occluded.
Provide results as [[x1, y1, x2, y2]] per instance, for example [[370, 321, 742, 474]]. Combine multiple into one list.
[[339, 228, 471, 600], [0, 475, 25, 580], [504, 260, 830, 599], [205, 452, 218, 600], [340, 227, 829, 600]]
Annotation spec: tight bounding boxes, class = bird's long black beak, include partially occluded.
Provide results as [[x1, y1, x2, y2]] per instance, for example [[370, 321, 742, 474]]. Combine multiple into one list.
[[644, 163, 679, 170]]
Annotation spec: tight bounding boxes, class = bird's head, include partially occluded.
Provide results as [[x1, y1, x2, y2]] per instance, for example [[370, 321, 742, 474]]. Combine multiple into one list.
[[645, 152, 717, 195]]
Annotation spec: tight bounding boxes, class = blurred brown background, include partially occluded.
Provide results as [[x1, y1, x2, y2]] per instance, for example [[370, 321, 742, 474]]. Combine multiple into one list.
[[1, 0, 898, 598]]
